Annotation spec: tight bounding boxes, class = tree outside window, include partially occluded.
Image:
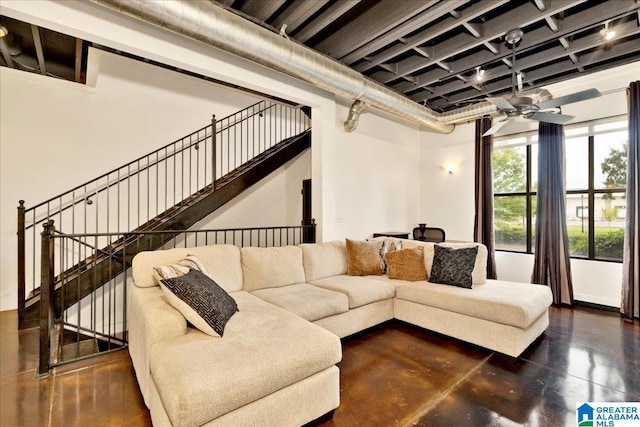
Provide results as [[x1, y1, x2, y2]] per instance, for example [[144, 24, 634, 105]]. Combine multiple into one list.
[[493, 119, 628, 261]]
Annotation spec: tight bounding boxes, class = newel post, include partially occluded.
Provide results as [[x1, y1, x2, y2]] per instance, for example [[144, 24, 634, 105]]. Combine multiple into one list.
[[38, 220, 55, 376], [17, 200, 26, 315], [212, 114, 217, 191]]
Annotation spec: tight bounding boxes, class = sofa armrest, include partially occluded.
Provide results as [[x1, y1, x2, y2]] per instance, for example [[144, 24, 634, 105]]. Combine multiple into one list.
[[129, 284, 187, 405]]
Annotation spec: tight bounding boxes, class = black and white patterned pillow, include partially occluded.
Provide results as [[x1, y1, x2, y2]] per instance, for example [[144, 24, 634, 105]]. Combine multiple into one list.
[[160, 269, 238, 337], [429, 245, 478, 288]]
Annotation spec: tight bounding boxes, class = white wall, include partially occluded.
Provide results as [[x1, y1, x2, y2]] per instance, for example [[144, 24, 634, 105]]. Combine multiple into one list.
[[196, 150, 311, 230], [419, 63, 640, 308], [334, 101, 423, 240], [419, 122, 476, 241]]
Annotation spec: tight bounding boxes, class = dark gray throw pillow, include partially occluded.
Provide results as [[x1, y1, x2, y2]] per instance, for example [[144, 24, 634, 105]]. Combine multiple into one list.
[[429, 245, 478, 288], [160, 269, 238, 337]]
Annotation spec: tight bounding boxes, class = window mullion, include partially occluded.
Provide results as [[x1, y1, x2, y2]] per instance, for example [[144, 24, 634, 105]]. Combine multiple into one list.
[[588, 135, 595, 259], [526, 143, 533, 254]]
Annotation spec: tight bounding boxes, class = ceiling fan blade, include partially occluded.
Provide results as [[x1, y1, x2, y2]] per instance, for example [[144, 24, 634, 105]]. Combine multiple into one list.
[[483, 118, 511, 136], [486, 97, 516, 111], [527, 111, 575, 125], [535, 88, 601, 110]]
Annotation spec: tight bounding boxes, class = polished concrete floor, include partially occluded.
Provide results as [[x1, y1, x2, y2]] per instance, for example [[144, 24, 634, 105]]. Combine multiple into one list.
[[1, 306, 638, 427]]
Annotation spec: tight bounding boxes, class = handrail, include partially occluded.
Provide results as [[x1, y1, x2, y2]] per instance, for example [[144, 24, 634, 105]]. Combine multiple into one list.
[[19, 99, 311, 327], [37, 223, 316, 375], [25, 104, 281, 229], [26, 101, 276, 213]]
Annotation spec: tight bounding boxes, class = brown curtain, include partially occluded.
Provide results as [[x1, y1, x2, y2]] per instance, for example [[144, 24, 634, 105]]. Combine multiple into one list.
[[474, 117, 497, 279], [622, 81, 640, 320], [532, 122, 574, 305]]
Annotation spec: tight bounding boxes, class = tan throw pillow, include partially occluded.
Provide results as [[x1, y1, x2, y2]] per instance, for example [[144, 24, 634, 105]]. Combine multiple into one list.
[[346, 239, 383, 276], [386, 247, 428, 281]]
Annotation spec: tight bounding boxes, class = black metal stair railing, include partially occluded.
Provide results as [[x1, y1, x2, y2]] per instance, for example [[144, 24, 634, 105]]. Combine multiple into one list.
[[18, 100, 311, 327], [37, 223, 316, 375]]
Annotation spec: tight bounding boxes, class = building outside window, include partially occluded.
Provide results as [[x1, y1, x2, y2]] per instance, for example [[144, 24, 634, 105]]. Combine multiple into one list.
[[493, 116, 628, 262]]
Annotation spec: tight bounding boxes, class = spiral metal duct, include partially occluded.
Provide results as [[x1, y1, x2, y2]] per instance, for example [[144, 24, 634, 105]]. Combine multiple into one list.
[[89, 0, 550, 134]]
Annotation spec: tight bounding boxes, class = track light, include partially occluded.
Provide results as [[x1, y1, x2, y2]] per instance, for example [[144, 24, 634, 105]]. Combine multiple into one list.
[[475, 66, 485, 82], [600, 21, 616, 41]]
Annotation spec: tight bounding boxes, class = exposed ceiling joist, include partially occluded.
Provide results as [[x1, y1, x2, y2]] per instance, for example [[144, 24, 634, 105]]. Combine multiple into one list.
[[293, 0, 361, 43], [354, 0, 510, 73], [30, 24, 46, 75], [314, 0, 437, 59], [339, 0, 468, 65], [271, 0, 329, 34]]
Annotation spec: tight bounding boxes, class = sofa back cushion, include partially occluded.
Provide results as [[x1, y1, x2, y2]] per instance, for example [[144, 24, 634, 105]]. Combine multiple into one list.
[[402, 241, 488, 285], [300, 241, 348, 282], [241, 246, 306, 292], [132, 245, 243, 293]]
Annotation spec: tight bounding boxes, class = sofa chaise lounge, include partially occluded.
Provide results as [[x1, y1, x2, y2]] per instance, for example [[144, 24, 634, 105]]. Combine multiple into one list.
[[130, 240, 552, 426]]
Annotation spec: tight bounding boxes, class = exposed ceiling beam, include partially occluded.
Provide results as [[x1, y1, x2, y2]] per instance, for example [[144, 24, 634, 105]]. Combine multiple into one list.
[[533, 0, 547, 12], [272, 0, 329, 34], [313, 0, 437, 59], [462, 21, 482, 38], [30, 24, 47, 75], [382, 0, 638, 97], [339, 0, 468, 65], [376, 0, 586, 84], [484, 41, 499, 54], [544, 16, 560, 32], [354, 0, 510, 73], [293, 0, 361, 43], [413, 18, 640, 101], [240, 0, 286, 22], [424, 37, 640, 109], [75, 38, 83, 83]]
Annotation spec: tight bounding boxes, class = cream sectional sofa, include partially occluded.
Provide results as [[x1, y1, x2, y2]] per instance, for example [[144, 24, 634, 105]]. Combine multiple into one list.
[[130, 240, 552, 427]]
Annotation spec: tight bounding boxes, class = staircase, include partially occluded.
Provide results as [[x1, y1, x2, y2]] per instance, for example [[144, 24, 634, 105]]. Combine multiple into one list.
[[18, 100, 311, 331]]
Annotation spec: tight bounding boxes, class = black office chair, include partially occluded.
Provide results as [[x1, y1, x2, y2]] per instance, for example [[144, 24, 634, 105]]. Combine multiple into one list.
[[412, 227, 445, 243]]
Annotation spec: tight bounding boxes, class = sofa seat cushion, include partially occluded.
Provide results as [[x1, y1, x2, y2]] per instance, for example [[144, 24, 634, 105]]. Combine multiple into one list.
[[150, 291, 342, 427], [310, 275, 396, 309], [251, 284, 349, 321], [395, 280, 552, 329]]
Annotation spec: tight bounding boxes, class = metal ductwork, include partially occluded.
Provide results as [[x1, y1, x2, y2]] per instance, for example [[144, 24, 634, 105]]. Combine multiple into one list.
[[343, 100, 368, 132], [89, 1, 554, 134]]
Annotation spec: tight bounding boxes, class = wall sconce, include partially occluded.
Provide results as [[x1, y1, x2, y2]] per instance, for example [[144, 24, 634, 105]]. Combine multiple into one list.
[[442, 162, 458, 175]]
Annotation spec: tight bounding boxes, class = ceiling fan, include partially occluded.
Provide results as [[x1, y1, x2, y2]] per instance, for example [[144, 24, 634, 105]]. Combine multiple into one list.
[[482, 28, 602, 136]]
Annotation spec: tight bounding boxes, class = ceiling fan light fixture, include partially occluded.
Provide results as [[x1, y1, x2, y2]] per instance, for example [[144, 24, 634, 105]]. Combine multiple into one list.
[[505, 28, 524, 45]]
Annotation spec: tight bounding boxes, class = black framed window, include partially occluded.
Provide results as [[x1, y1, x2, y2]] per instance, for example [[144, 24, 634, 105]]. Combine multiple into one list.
[[493, 117, 628, 262]]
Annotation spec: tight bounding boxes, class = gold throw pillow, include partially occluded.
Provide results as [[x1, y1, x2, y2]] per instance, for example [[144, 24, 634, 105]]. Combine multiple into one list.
[[346, 239, 383, 276], [386, 247, 428, 281]]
